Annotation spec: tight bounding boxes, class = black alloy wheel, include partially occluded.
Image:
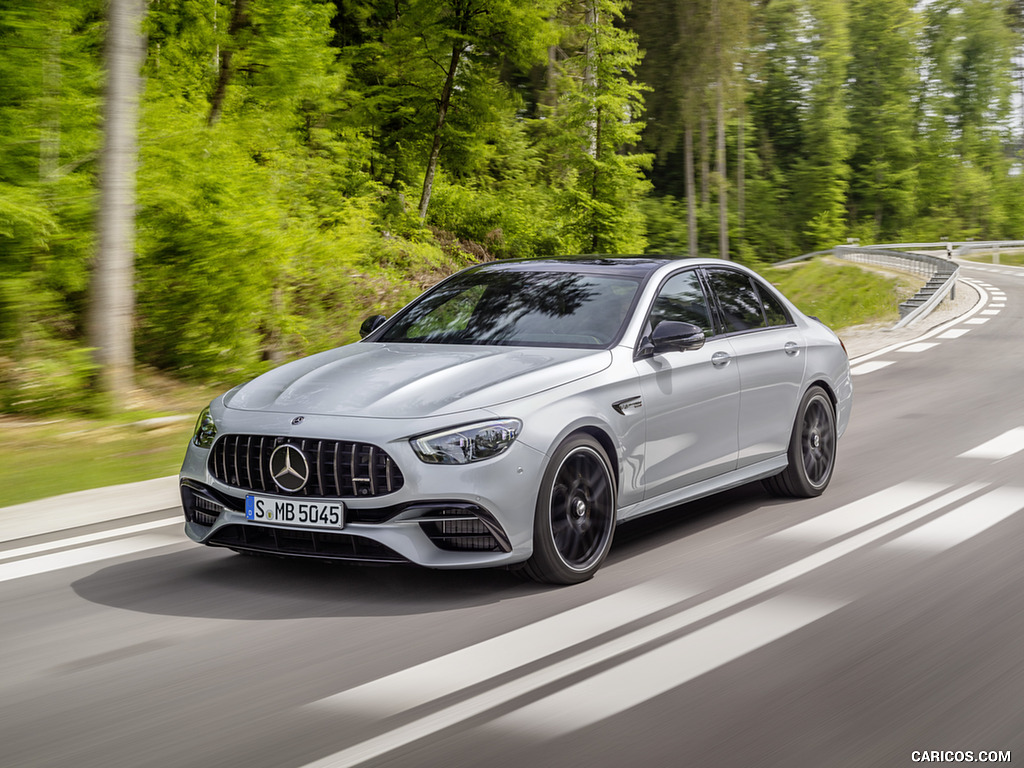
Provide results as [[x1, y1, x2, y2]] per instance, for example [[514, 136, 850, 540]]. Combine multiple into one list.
[[763, 385, 837, 498], [524, 435, 617, 584]]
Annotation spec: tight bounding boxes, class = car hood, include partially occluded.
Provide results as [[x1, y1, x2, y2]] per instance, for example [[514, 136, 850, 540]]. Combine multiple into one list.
[[223, 343, 612, 418]]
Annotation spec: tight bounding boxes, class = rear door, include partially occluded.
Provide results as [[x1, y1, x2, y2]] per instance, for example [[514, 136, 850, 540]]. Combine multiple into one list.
[[703, 267, 807, 468]]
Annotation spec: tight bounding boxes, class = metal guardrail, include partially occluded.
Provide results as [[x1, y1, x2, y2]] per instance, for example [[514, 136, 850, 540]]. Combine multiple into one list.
[[832, 246, 958, 329], [775, 241, 965, 329]]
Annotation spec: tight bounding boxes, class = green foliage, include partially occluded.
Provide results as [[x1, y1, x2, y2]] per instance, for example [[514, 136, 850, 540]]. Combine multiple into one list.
[[5, 0, 1024, 416]]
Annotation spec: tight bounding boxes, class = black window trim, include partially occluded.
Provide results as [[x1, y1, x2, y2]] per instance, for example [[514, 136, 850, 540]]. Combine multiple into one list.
[[699, 266, 796, 337]]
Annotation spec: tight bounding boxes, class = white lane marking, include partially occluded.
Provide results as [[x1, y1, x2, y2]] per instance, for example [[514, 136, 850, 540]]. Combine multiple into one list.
[[988, 303, 1006, 308], [771, 482, 952, 543], [936, 329, 971, 339], [301, 484, 984, 768], [0, 534, 180, 583], [492, 595, 845, 738], [965, 318, 990, 325], [959, 427, 1024, 460], [887, 487, 1024, 551], [0, 518, 180, 563], [311, 583, 692, 717], [898, 342, 940, 353], [851, 361, 894, 376], [981, 309, 1001, 315]]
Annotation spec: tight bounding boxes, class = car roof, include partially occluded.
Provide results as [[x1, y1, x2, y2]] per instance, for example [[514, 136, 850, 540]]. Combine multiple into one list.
[[469, 255, 707, 279]]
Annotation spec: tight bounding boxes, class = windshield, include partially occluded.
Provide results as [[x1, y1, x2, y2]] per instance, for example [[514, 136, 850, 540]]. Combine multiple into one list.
[[377, 270, 642, 348]]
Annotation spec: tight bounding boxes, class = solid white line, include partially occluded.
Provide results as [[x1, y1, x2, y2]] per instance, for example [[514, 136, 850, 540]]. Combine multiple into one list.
[[300, 484, 985, 768], [886, 487, 1024, 550], [0, 534, 181, 583], [0, 518, 181, 563], [771, 482, 951, 543], [310, 583, 693, 717], [959, 427, 1024, 460], [898, 342, 940, 353], [492, 595, 845, 737], [936, 329, 971, 339], [851, 361, 894, 376]]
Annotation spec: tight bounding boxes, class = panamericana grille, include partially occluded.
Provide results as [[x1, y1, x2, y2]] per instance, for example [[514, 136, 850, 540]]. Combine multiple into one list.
[[209, 435, 404, 498]]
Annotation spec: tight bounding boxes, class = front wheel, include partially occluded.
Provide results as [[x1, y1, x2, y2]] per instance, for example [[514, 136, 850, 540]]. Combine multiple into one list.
[[763, 385, 837, 498], [523, 435, 617, 585]]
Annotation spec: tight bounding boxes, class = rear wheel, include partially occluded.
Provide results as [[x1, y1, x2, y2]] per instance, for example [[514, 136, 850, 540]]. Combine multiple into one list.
[[763, 385, 836, 498], [523, 435, 616, 585]]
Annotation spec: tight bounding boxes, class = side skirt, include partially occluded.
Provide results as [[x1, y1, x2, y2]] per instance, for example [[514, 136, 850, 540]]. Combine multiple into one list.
[[616, 456, 788, 523]]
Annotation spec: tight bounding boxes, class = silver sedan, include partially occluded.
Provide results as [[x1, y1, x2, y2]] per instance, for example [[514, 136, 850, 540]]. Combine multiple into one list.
[[179, 257, 852, 584]]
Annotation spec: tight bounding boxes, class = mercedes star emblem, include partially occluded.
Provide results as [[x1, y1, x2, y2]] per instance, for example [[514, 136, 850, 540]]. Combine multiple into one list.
[[269, 444, 310, 493]]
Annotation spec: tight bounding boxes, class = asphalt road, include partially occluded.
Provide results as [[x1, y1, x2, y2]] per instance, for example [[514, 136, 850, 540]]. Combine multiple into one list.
[[2, 261, 1023, 768]]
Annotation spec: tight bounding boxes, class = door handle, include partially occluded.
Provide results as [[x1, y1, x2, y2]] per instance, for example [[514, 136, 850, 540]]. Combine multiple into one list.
[[711, 351, 731, 367], [784, 341, 800, 356]]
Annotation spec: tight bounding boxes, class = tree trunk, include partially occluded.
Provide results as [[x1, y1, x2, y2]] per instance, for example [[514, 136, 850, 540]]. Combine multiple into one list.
[[717, 80, 728, 260], [89, 0, 145, 401], [207, 0, 250, 127], [700, 109, 709, 205], [737, 106, 745, 234], [584, 0, 598, 158], [685, 123, 697, 258], [418, 43, 463, 220], [39, 2, 61, 183]]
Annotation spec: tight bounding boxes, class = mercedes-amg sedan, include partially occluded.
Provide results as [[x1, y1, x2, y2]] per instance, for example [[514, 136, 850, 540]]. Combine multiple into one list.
[[180, 257, 852, 584]]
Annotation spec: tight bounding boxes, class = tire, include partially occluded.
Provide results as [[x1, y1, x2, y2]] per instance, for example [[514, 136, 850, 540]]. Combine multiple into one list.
[[523, 435, 617, 585], [763, 385, 837, 498]]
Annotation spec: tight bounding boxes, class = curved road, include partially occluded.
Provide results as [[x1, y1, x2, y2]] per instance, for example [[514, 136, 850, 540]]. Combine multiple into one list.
[[2, 261, 1023, 768]]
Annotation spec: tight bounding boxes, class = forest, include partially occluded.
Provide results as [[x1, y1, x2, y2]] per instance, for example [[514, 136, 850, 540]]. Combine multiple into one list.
[[1, 0, 1023, 414]]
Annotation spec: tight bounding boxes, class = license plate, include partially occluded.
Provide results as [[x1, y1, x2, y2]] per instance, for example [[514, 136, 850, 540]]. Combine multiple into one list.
[[245, 495, 345, 529]]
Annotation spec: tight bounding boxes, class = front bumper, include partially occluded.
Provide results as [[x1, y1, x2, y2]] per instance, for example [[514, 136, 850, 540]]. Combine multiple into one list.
[[179, 429, 547, 569]]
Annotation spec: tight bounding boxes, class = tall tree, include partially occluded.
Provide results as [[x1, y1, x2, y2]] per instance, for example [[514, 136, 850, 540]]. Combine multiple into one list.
[[89, 0, 145, 401]]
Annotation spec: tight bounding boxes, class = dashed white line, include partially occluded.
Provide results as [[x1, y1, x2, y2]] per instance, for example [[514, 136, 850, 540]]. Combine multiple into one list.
[[965, 318, 990, 325], [898, 342, 940, 353], [310, 583, 692, 718], [887, 487, 1024, 551], [959, 427, 1024, 460], [0, 518, 180, 563], [0, 534, 180, 583], [491, 594, 846, 738], [771, 482, 953, 543], [936, 329, 971, 339], [851, 361, 895, 376]]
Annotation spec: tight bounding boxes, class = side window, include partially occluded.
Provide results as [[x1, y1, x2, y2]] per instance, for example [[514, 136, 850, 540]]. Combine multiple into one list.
[[705, 269, 766, 333], [754, 281, 792, 327], [648, 270, 714, 336]]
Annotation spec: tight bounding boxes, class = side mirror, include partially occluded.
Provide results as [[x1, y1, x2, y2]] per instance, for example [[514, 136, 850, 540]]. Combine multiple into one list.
[[359, 314, 387, 338], [637, 321, 706, 358]]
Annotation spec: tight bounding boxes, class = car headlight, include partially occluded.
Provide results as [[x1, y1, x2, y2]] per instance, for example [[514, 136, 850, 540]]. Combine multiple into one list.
[[411, 419, 522, 465], [191, 406, 218, 449]]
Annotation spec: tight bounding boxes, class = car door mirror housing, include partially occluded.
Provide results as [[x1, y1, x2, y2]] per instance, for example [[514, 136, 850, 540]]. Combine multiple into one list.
[[359, 314, 387, 338], [648, 321, 706, 355]]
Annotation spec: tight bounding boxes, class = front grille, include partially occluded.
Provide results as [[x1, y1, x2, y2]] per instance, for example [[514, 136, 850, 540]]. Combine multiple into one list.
[[207, 524, 408, 562], [209, 435, 404, 498]]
